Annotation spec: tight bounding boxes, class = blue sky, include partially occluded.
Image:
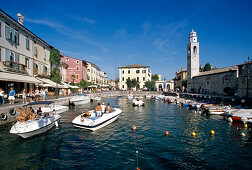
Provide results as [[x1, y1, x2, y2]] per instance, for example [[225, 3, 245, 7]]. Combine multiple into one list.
[[2, 0, 252, 80]]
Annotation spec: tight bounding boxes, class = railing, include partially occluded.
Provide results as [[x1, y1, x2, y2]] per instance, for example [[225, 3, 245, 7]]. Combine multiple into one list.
[[42, 72, 50, 78], [2, 61, 27, 73]]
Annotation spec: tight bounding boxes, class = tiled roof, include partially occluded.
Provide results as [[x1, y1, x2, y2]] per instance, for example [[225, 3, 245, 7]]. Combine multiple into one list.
[[194, 65, 238, 77], [119, 64, 149, 68]]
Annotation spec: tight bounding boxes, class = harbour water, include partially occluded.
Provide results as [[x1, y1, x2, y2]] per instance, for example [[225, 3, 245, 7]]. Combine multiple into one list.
[[0, 97, 252, 169]]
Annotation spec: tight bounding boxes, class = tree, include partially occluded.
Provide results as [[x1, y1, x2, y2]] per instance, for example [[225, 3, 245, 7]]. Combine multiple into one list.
[[145, 80, 155, 90], [126, 78, 137, 90], [50, 48, 61, 84], [151, 74, 159, 81], [204, 63, 211, 71], [78, 79, 93, 89]]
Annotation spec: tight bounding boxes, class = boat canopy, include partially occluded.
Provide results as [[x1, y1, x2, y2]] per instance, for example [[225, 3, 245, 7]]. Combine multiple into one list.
[[26, 101, 54, 106]]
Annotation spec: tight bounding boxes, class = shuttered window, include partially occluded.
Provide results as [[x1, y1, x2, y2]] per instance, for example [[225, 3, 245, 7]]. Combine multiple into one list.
[[26, 38, 30, 50], [34, 46, 38, 57]]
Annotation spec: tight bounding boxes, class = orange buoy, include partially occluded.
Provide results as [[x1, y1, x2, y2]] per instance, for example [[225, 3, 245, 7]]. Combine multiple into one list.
[[136, 167, 140, 170], [132, 125, 136, 130], [165, 131, 169, 136]]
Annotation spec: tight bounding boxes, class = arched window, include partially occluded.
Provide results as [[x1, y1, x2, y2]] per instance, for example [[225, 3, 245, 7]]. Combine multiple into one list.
[[193, 46, 197, 53]]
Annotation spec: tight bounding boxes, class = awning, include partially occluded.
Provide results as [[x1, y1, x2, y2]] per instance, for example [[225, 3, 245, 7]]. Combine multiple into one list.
[[35, 77, 65, 88], [38, 83, 53, 87], [67, 84, 79, 89], [101, 85, 110, 87], [88, 85, 98, 88], [0, 72, 42, 84]]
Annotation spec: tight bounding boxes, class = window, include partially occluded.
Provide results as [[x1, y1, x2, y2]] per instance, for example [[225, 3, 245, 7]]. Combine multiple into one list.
[[76, 60, 79, 64], [76, 66, 79, 71], [76, 74, 79, 79], [0, 22, 1, 37], [128, 70, 130, 74], [122, 85, 124, 88], [143, 77, 145, 81], [14, 53, 19, 63], [43, 66, 47, 73], [34, 46, 38, 57], [87, 69, 90, 72], [25, 57, 29, 68], [5, 25, 19, 44], [137, 77, 139, 82], [66, 58, 69, 61], [43, 52, 46, 61], [34, 63, 38, 69], [122, 70, 124, 74], [193, 46, 197, 53], [136, 70, 140, 74], [122, 77, 124, 81], [0, 48, 1, 61], [142, 70, 146, 73], [87, 76, 90, 80], [26, 38, 30, 50]]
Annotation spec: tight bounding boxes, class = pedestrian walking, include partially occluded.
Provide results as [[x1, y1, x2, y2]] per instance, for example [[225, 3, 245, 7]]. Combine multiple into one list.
[[0, 88, 5, 104], [35, 88, 40, 101], [22, 89, 28, 104], [42, 89, 46, 100], [8, 87, 15, 104]]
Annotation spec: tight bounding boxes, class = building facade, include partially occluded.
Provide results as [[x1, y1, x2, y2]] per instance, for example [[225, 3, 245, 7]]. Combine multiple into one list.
[[174, 68, 187, 91], [86, 62, 107, 86], [61, 55, 87, 83], [0, 10, 51, 93], [237, 62, 252, 99], [119, 64, 151, 90], [155, 80, 174, 92]]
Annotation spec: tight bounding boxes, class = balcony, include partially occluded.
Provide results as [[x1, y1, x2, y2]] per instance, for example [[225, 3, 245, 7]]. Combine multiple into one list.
[[2, 61, 27, 74], [42, 72, 50, 78], [33, 69, 38, 76]]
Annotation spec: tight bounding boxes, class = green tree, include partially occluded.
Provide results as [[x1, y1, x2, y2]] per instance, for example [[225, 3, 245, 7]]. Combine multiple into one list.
[[131, 79, 138, 89], [126, 78, 138, 90], [71, 74, 76, 83], [144, 80, 155, 90], [204, 63, 211, 71], [49, 48, 61, 84], [151, 74, 159, 81], [78, 79, 93, 89]]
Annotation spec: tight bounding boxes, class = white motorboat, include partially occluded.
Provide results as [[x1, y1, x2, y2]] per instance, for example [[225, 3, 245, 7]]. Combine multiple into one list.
[[145, 95, 152, 99], [10, 115, 61, 138], [127, 94, 134, 99], [70, 94, 90, 105], [72, 108, 122, 131], [132, 99, 145, 106], [91, 96, 101, 101], [231, 109, 252, 123], [10, 101, 61, 138], [41, 105, 69, 114]]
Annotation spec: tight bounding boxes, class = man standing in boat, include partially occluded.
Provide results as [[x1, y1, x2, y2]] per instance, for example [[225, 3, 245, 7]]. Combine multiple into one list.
[[95, 103, 102, 117]]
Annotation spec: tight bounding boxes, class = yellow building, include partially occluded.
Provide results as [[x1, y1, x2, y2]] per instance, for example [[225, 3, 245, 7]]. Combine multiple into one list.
[[119, 64, 151, 90]]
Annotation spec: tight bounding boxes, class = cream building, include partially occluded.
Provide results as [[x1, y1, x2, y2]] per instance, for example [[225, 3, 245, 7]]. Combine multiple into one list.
[[86, 61, 107, 86], [0, 10, 52, 93], [119, 64, 151, 90]]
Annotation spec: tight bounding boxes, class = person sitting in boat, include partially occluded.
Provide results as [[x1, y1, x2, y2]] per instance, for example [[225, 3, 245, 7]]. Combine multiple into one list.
[[16, 108, 28, 124], [52, 109, 56, 115], [95, 103, 102, 117], [101, 103, 106, 113], [27, 107, 35, 120], [36, 107, 43, 117], [81, 109, 90, 118], [105, 103, 111, 113]]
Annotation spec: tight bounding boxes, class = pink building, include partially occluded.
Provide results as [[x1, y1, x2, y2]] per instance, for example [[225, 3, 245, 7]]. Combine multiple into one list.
[[61, 55, 88, 83]]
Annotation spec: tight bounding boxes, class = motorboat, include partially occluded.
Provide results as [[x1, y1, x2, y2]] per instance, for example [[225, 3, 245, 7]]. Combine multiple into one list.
[[41, 105, 68, 114], [127, 94, 134, 99], [230, 109, 252, 123], [91, 96, 101, 101], [72, 108, 122, 131], [70, 94, 90, 105], [132, 99, 145, 107], [9, 101, 61, 138], [145, 95, 152, 99]]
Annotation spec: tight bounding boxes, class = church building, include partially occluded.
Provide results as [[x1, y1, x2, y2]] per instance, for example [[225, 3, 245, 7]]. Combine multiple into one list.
[[187, 30, 239, 95]]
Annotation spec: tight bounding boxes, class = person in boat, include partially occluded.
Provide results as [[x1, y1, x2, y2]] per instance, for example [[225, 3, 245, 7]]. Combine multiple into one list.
[[27, 107, 35, 120], [52, 109, 56, 115], [81, 109, 90, 118], [16, 108, 28, 124], [105, 103, 111, 113], [95, 103, 102, 117], [101, 103, 106, 113], [37, 107, 43, 117]]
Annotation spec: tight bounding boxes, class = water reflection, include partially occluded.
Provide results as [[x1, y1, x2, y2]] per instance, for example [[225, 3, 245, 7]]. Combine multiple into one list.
[[0, 97, 252, 169]]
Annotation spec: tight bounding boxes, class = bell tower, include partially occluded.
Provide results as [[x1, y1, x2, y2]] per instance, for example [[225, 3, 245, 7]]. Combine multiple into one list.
[[187, 29, 199, 92]]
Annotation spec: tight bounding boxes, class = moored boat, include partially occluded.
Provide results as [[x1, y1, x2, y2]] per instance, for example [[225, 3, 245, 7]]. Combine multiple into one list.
[[72, 108, 122, 131], [132, 99, 144, 106], [70, 94, 90, 105]]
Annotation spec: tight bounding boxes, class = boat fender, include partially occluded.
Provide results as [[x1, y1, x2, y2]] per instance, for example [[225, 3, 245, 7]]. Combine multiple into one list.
[[9, 108, 16, 116], [1, 113, 8, 121]]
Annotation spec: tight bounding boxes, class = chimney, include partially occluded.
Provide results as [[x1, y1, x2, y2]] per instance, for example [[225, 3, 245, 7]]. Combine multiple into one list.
[[17, 13, 24, 25]]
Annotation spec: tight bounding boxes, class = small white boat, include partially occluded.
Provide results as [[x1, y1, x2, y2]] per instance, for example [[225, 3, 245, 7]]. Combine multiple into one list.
[[70, 94, 90, 105], [145, 95, 152, 99], [127, 94, 134, 99], [10, 115, 61, 138], [41, 105, 69, 114], [231, 109, 252, 122], [91, 96, 101, 101], [72, 108, 122, 131], [132, 99, 145, 106]]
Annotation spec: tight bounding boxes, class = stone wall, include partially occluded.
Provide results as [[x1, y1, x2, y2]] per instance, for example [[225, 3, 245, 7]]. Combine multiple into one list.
[[237, 62, 252, 99], [192, 71, 238, 95]]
